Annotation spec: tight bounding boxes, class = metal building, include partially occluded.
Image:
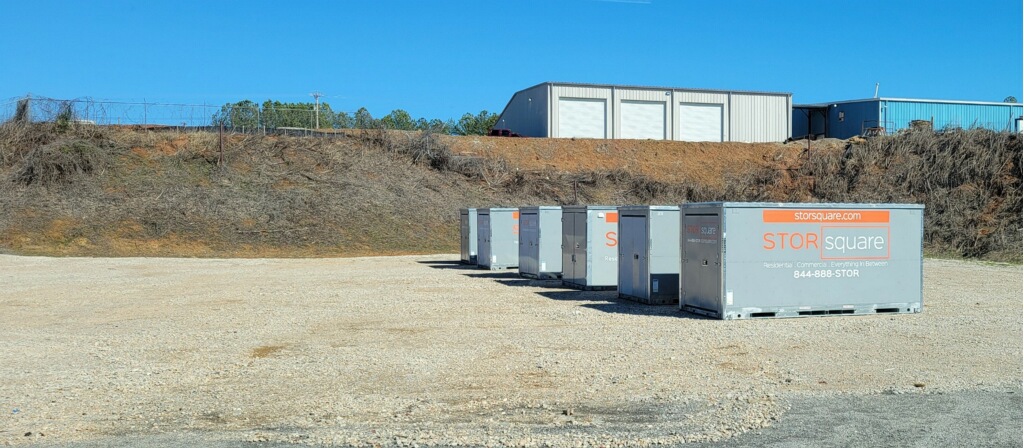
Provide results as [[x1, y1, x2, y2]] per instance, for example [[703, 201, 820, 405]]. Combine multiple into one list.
[[459, 208, 478, 264], [617, 206, 681, 305], [679, 202, 924, 320], [562, 206, 619, 290], [495, 82, 793, 142], [518, 206, 563, 280], [793, 97, 1024, 139], [477, 208, 519, 270]]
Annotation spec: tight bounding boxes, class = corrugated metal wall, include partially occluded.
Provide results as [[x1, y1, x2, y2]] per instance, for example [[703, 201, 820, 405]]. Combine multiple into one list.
[[828, 100, 881, 139], [883, 100, 1023, 133], [494, 84, 548, 138], [730, 93, 791, 142], [818, 99, 1024, 138], [496, 83, 792, 142]]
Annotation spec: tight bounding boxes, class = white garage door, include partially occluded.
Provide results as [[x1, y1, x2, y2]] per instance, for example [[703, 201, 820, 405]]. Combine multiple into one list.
[[678, 103, 723, 142], [558, 98, 606, 138], [620, 100, 666, 140]]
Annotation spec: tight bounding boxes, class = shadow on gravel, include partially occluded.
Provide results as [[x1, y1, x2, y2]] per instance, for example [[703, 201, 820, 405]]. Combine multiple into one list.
[[464, 271, 522, 279], [534, 290, 708, 319], [416, 260, 478, 270], [495, 278, 564, 288]]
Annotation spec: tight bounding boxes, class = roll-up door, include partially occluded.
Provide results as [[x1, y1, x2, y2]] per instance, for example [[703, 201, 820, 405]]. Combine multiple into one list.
[[558, 98, 606, 138], [620, 100, 666, 140], [678, 103, 723, 142]]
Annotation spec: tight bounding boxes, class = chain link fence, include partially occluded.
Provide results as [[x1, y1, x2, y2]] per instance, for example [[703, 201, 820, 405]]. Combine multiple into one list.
[[1, 96, 334, 135]]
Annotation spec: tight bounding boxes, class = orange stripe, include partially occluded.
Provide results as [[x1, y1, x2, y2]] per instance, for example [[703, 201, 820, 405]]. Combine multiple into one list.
[[762, 209, 890, 223], [606, 212, 618, 223], [512, 211, 519, 220]]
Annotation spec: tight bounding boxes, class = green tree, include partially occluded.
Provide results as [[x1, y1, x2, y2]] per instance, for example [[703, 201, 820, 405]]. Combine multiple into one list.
[[1004, 96, 1018, 103], [211, 100, 259, 128], [453, 110, 499, 136], [333, 111, 354, 129], [380, 109, 416, 130], [415, 118, 451, 134], [354, 107, 376, 129], [261, 100, 337, 129]]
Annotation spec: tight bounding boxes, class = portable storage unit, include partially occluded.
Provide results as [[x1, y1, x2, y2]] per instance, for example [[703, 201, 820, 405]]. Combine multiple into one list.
[[561, 206, 619, 290], [618, 206, 681, 305], [519, 206, 563, 279], [477, 208, 520, 270], [680, 202, 924, 319], [459, 208, 478, 264]]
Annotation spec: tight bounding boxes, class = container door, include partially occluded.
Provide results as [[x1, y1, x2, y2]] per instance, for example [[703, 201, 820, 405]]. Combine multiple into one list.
[[617, 217, 634, 296], [460, 213, 470, 262], [561, 213, 573, 283], [520, 212, 537, 275], [682, 213, 722, 312], [478, 214, 491, 267], [634, 216, 649, 299], [575, 213, 588, 284]]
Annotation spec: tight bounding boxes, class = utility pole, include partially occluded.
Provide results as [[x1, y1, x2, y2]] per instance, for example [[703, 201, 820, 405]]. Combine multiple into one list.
[[310, 91, 323, 129]]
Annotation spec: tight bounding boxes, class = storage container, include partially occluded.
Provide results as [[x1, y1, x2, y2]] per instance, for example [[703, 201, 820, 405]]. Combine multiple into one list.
[[519, 206, 563, 279], [561, 205, 619, 290], [680, 202, 924, 319], [618, 206, 681, 304], [477, 208, 519, 270], [459, 208, 478, 264]]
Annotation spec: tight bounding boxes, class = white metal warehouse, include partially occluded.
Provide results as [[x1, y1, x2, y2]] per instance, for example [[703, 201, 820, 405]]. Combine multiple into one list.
[[494, 82, 792, 143]]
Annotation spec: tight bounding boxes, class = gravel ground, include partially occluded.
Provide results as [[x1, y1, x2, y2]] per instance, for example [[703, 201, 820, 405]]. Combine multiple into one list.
[[0, 255, 1020, 447]]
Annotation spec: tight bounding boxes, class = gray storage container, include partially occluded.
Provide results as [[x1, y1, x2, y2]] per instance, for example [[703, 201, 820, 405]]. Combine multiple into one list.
[[680, 202, 924, 319], [477, 208, 519, 270], [519, 206, 563, 279], [562, 205, 619, 290], [459, 208, 478, 264], [618, 206, 681, 305]]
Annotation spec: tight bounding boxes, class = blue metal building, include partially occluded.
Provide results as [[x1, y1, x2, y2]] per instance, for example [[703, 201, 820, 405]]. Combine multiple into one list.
[[793, 98, 1023, 139]]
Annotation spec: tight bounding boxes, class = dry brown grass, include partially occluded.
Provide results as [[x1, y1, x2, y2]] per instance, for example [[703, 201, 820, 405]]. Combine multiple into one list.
[[0, 123, 1019, 261]]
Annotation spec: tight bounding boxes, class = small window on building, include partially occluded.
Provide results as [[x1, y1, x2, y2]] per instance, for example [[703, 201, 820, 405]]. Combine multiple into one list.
[[838, 111, 845, 122]]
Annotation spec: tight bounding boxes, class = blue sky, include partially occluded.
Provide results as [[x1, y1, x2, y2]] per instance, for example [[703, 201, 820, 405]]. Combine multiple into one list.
[[1, 0, 1021, 122]]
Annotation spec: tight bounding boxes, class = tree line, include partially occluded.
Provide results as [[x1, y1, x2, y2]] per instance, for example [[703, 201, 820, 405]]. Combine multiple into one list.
[[211, 100, 498, 135]]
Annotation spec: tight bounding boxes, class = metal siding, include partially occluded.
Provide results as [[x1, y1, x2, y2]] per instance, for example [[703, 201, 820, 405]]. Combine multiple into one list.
[[884, 100, 1023, 133], [495, 84, 548, 137], [729, 93, 790, 142], [827, 100, 881, 139]]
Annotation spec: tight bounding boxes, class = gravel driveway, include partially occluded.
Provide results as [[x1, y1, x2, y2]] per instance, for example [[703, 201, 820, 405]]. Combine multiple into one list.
[[1, 255, 1020, 447]]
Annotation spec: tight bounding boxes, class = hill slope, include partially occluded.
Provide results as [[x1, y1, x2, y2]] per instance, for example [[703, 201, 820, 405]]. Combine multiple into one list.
[[0, 124, 1019, 261]]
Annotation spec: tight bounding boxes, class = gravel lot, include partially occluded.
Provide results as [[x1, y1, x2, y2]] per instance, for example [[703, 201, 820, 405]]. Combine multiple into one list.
[[0, 255, 1020, 447]]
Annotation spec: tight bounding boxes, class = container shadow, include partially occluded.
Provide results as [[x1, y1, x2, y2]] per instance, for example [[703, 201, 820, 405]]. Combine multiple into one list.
[[534, 291, 710, 319], [495, 278, 565, 288], [416, 260, 479, 270], [464, 271, 522, 279], [534, 290, 620, 303]]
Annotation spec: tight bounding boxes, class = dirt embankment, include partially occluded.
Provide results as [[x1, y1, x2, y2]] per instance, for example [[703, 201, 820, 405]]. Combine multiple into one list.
[[0, 124, 1019, 261]]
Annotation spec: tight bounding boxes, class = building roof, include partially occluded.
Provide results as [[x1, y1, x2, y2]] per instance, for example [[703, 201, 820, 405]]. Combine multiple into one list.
[[795, 97, 1023, 108], [516, 81, 791, 98]]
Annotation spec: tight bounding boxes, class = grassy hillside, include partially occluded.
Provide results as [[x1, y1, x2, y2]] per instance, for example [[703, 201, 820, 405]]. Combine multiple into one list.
[[0, 123, 1020, 261]]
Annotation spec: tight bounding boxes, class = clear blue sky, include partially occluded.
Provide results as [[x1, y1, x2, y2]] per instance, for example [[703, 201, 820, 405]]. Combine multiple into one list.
[[2, 0, 1021, 122]]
